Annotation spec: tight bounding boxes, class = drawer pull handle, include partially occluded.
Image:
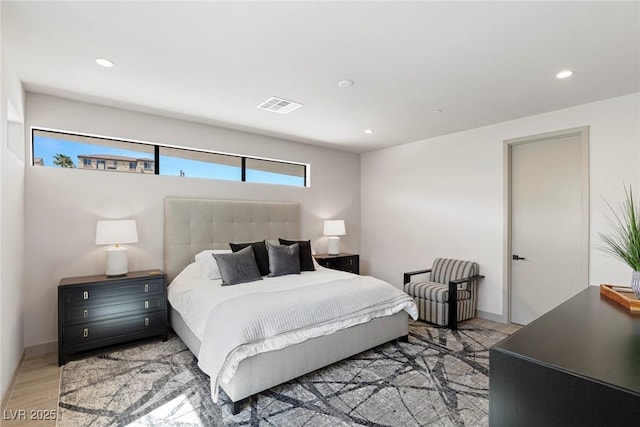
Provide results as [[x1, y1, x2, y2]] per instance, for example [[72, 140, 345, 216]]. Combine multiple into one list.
[[83, 328, 89, 338], [144, 284, 149, 292], [83, 291, 89, 300], [83, 309, 89, 318], [144, 317, 149, 326], [144, 301, 149, 309], [350, 259, 353, 265]]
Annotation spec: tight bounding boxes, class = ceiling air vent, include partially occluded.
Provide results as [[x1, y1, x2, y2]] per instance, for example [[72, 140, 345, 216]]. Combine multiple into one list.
[[257, 96, 303, 114]]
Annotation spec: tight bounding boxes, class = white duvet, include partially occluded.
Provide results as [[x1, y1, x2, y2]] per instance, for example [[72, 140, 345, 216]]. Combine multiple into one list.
[[168, 263, 418, 402]]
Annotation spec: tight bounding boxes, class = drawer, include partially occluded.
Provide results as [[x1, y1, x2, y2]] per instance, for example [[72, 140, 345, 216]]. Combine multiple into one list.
[[63, 296, 165, 325], [318, 256, 359, 274], [62, 278, 164, 306], [63, 311, 165, 346]]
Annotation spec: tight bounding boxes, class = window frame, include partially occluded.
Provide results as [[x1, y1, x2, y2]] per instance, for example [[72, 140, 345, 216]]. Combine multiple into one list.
[[31, 127, 309, 187], [158, 145, 242, 182]]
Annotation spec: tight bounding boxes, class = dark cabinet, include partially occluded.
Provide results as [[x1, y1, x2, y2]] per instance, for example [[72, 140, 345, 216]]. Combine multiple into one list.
[[490, 287, 640, 426], [314, 253, 359, 274], [58, 270, 168, 365]]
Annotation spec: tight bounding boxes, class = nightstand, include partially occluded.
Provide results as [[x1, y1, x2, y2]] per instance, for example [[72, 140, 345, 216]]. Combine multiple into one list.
[[314, 253, 360, 274], [58, 270, 168, 365]]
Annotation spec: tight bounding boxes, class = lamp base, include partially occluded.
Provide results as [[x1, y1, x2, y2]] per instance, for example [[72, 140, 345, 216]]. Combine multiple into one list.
[[105, 246, 129, 276], [327, 236, 340, 256]]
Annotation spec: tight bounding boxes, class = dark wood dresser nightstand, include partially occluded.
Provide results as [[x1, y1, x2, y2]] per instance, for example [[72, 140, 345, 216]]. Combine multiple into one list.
[[314, 253, 360, 274], [490, 287, 640, 425], [58, 270, 168, 366]]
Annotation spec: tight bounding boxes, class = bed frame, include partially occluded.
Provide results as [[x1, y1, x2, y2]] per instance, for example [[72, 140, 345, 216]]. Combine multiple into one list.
[[164, 197, 409, 414]]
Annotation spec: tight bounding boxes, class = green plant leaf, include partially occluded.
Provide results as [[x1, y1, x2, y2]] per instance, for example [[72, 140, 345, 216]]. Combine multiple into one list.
[[598, 185, 640, 271]]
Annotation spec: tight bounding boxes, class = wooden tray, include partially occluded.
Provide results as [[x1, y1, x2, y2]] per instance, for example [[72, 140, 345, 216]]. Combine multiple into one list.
[[600, 284, 640, 313]]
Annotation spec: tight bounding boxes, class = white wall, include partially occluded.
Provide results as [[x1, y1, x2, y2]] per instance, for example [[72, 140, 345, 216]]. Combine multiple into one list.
[[18, 91, 640, 346], [23, 93, 361, 348], [0, 9, 26, 403], [361, 93, 640, 321]]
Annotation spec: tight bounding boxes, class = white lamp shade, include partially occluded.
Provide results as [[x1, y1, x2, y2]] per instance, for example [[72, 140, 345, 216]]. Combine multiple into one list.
[[96, 220, 138, 245], [323, 220, 346, 236]]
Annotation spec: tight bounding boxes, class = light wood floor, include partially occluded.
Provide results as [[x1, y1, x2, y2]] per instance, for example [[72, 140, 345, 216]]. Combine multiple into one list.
[[2, 353, 59, 427], [464, 316, 522, 335], [0, 318, 520, 427]]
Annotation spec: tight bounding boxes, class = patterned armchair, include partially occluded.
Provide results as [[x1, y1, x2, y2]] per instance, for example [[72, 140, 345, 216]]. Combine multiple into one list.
[[403, 258, 484, 330]]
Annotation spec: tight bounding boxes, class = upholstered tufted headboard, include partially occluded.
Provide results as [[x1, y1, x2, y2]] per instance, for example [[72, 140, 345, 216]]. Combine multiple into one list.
[[163, 198, 300, 282]]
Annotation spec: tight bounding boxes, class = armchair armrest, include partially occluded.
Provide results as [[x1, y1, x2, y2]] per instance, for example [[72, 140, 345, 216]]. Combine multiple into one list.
[[448, 274, 485, 286], [448, 274, 484, 330], [403, 268, 432, 285]]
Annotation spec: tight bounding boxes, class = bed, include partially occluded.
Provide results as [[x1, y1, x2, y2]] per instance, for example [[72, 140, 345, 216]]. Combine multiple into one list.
[[164, 197, 417, 414]]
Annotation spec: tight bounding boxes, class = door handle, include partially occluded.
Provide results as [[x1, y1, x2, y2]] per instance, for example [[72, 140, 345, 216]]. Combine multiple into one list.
[[512, 255, 526, 260]]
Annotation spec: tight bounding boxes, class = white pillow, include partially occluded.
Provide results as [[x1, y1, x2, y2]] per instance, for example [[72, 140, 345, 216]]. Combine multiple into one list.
[[195, 249, 231, 280], [312, 256, 326, 270]]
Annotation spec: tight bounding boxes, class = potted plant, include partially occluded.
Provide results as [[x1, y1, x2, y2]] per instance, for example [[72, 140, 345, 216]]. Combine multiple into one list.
[[599, 186, 640, 297]]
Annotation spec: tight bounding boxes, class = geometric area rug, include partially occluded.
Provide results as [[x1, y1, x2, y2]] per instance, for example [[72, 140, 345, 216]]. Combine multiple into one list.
[[58, 322, 509, 426]]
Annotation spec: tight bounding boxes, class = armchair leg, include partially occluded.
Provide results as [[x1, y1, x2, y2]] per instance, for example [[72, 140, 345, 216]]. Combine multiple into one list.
[[448, 281, 457, 330]]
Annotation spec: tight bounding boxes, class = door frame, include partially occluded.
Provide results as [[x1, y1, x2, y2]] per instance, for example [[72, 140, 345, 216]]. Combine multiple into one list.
[[502, 126, 590, 324]]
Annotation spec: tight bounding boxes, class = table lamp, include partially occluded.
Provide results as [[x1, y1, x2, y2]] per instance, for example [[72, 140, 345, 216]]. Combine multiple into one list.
[[323, 220, 346, 255], [95, 219, 138, 276]]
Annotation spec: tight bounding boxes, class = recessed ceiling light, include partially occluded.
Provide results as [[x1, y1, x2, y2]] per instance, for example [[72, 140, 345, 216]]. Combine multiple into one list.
[[432, 109, 443, 114], [556, 70, 574, 79], [95, 58, 114, 68], [364, 129, 374, 134], [338, 79, 354, 88]]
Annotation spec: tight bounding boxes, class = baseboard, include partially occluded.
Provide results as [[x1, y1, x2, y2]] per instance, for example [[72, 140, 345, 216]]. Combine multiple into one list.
[[476, 309, 507, 324], [0, 350, 25, 412], [25, 341, 57, 357]]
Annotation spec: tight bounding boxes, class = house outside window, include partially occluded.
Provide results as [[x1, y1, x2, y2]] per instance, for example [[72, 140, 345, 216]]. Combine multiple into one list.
[[77, 154, 154, 173]]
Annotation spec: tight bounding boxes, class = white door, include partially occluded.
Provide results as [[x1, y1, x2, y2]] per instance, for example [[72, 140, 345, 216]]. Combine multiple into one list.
[[509, 128, 588, 325]]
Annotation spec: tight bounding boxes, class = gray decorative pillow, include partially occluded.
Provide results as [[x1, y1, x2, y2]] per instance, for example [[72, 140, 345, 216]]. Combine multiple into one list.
[[279, 238, 315, 271], [229, 241, 270, 276], [214, 246, 263, 286], [266, 241, 301, 277]]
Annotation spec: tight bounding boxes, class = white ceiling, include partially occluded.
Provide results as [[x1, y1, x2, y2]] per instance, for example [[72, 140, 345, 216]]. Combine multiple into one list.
[[3, 1, 639, 153]]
